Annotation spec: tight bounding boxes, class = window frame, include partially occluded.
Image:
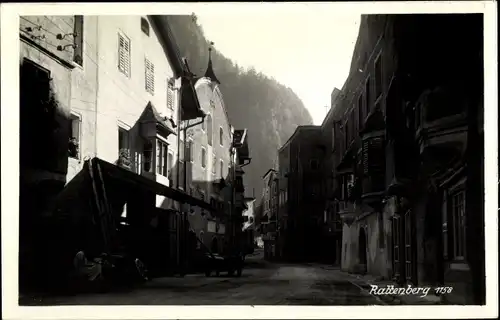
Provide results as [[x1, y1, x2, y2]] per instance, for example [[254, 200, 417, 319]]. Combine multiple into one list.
[[69, 112, 82, 159], [450, 188, 466, 260], [73, 15, 84, 67], [140, 17, 150, 36], [206, 114, 213, 146], [220, 159, 224, 178], [118, 31, 131, 78], [374, 51, 383, 102], [364, 76, 371, 117], [212, 153, 217, 175], [219, 126, 224, 146], [156, 138, 169, 177], [144, 57, 155, 95], [167, 78, 175, 110], [201, 147, 207, 169], [167, 150, 174, 180]]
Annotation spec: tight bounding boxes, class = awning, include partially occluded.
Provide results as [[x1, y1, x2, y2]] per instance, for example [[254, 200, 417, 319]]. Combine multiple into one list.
[[93, 158, 216, 212]]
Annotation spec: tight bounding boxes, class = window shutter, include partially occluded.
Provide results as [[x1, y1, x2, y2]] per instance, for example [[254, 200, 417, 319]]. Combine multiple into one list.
[[167, 80, 174, 110], [145, 58, 155, 94], [370, 137, 384, 172], [363, 140, 369, 174], [118, 34, 130, 76]]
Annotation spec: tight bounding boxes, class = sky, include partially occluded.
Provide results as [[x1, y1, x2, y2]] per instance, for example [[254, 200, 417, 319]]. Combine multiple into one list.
[[197, 11, 361, 125]]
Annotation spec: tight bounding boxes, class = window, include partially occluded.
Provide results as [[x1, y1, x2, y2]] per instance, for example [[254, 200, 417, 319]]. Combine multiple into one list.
[[68, 113, 81, 159], [331, 126, 335, 150], [350, 110, 355, 141], [201, 148, 207, 168], [344, 120, 349, 149], [375, 54, 382, 100], [156, 139, 168, 176], [219, 127, 224, 146], [220, 160, 224, 178], [179, 139, 185, 161], [73, 16, 84, 66], [118, 126, 130, 167], [310, 159, 319, 170], [118, 32, 131, 77], [140, 17, 150, 36], [185, 139, 193, 162], [365, 77, 371, 116], [207, 114, 213, 146], [201, 118, 206, 131], [167, 78, 174, 110], [212, 154, 217, 174], [145, 57, 155, 95], [118, 127, 129, 153], [134, 151, 142, 175], [358, 94, 364, 129], [451, 190, 466, 259], [167, 152, 174, 179]]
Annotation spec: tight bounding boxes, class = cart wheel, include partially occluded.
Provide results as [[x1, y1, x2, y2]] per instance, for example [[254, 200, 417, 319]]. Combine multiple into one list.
[[236, 268, 242, 277]]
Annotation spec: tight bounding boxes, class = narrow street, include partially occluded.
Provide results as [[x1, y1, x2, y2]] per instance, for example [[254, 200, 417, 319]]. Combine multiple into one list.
[[21, 254, 383, 306]]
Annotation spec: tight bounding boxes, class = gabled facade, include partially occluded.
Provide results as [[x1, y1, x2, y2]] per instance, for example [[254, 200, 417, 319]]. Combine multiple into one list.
[[183, 43, 234, 253]]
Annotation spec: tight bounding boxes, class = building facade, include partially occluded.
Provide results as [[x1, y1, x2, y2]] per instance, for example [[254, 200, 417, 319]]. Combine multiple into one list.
[[334, 14, 484, 304], [19, 15, 98, 288], [18, 15, 251, 288], [183, 45, 235, 254], [261, 169, 279, 260], [318, 87, 344, 265], [277, 125, 326, 262]]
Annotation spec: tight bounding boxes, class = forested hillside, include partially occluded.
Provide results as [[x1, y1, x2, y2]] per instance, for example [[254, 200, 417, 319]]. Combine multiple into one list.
[[166, 14, 313, 196]]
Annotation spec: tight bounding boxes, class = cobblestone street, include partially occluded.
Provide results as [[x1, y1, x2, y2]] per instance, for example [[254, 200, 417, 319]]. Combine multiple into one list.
[[21, 262, 384, 306]]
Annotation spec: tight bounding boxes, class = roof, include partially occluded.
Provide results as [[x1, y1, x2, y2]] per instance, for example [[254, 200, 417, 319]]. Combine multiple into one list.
[[149, 15, 204, 120], [233, 129, 249, 158], [278, 125, 320, 153], [141, 101, 177, 136], [262, 168, 277, 179], [204, 45, 221, 84]]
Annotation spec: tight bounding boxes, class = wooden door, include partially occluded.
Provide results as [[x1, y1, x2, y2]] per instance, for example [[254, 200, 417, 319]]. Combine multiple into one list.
[[404, 209, 415, 283], [392, 216, 401, 280]]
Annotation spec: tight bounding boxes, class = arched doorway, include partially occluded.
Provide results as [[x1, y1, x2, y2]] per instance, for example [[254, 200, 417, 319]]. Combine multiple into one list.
[[359, 227, 368, 273], [211, 237, 219, 254]]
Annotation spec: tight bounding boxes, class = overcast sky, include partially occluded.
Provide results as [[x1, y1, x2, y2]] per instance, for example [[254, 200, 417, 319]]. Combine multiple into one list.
[[197, 11, 361, 125]]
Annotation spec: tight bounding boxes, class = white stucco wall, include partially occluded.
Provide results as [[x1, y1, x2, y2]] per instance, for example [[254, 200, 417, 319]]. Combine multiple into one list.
[[94, 16, 179, 172]]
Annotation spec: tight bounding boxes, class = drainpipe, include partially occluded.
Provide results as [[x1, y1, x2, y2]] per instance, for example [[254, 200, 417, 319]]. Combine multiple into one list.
[[94, 16, 100, 158]]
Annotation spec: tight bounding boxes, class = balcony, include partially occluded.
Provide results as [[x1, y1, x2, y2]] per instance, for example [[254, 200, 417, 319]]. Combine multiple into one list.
[[360, 134, 385, 208], [361, 172, 385, 208], [414, 87, 468, 171]]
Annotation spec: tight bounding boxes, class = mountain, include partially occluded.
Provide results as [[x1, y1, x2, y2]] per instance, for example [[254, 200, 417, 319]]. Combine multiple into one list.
[[166, 14, 313, 197]]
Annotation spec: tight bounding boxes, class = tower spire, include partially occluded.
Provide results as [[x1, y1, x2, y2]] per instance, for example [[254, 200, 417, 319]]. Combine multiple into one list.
[[204, 41, 221, 85]]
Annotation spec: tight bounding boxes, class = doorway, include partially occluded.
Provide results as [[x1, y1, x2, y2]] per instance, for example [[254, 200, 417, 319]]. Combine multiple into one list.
[[359, 227, 368, 273], [211, 237, 219, 254]]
